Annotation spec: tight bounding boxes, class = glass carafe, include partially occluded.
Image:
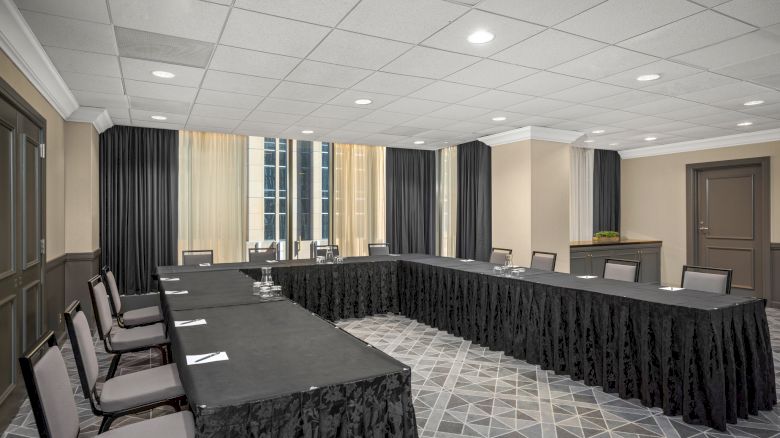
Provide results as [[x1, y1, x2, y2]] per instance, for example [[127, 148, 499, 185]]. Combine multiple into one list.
[[261, 266, 273, 286]]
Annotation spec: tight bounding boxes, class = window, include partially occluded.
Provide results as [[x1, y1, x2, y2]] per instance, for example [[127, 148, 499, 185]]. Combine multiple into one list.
[[248, 137, 288, 259], [321, 142, 330, 240]]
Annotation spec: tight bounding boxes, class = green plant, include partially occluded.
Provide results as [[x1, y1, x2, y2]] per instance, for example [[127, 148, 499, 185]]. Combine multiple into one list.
[[594, 231, 619, 238]]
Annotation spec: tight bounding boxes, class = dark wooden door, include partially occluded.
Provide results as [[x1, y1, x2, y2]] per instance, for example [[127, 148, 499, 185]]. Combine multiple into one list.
[[693, 162, 767, 297], [0, 93, 44, 405]]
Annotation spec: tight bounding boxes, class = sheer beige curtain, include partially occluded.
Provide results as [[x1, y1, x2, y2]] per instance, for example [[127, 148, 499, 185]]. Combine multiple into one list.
[[436, 145, 457, 257], [178, 131, 248, 263], [332, 143, 386, 256]]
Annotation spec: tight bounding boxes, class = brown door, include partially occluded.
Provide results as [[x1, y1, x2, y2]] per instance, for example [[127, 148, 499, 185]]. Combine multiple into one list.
[[0, 91, 44, 405], [691, 159, 769, 297]]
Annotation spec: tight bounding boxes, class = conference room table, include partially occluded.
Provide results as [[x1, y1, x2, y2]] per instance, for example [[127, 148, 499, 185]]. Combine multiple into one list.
[[158, 254, 776, 433]]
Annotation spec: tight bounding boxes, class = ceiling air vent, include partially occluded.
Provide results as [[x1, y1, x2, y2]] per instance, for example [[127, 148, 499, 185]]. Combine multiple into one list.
[[115, 27, 214, 68]]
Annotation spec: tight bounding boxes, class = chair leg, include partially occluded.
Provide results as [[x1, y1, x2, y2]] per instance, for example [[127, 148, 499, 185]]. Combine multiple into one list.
[[107, 353, 122, 379], [99, 415, 115, 433], [156, 345, 170, 364]]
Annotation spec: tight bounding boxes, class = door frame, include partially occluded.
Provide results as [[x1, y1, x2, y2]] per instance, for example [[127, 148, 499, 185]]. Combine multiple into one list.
[[685, 157, 770, 297]]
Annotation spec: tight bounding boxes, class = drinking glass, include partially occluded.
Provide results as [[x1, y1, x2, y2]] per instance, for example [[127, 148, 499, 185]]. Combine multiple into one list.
[[260, 266, 273, 286], [504, 253, 513, 267]]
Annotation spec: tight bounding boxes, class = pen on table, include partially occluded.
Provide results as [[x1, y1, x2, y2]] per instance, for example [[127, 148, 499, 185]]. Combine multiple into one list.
[[195, 352, 219, 363], [178, 319, 199, 326]]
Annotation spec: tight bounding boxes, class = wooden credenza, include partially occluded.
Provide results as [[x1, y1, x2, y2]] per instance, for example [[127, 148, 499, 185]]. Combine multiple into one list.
[[570, 240, 662, 284]]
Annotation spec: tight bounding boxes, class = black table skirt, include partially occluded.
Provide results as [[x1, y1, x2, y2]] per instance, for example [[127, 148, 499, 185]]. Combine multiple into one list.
[[397, 260, 776, 431]]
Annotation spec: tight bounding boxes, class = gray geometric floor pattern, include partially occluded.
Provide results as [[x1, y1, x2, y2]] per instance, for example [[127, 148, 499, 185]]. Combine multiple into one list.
[[4, 308, 780, 438]]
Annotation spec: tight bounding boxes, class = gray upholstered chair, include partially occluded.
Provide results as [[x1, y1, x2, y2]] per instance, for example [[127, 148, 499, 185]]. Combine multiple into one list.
[[19, 331, 195, 438], [64, 301, 186, 432], [368, 243, 390, 256], [249, 243, 278, 262], [489, 247, 512, 264], [681, 265, 732, 294], [603, 259, 640, 282], [103, 266, 163, 328], [530, 251, 557, 271], [88, 275, 170, 379], [182, 249, 213, 265]]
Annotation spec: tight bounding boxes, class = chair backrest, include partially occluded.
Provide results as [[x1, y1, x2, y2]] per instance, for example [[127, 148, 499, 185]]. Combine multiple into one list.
[[19, 331, 80, 438], [102, 266, 122, 315], [368, 243, 390, 256], [249, 244, 277, 263], [182, 249, 213, 266], [682, 265, 732, 294], [489, 247, 512, 264], [64, 301, 101, 410], [87, 275, 114, 340], [603, 259, 640, 282], [315, 244, 339, 257], [530, 251, 557, 271]]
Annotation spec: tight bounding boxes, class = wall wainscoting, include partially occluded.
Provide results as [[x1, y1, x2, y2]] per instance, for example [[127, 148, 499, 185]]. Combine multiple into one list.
[[771, 243, 780, 309], [44, 248, 101, 338]]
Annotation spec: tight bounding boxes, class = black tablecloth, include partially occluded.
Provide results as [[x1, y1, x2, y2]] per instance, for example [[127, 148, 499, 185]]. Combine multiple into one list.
[[168, 301, 416, 437]]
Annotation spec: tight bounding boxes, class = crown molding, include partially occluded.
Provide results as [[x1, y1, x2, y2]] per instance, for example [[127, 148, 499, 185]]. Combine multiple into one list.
[[0, 0, 79, 119], [619, 128, 780, 159], [67, 107, 113, 133], [478, 126, 584, 146]]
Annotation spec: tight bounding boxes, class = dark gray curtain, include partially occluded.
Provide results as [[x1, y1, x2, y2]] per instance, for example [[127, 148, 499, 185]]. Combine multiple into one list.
[[456, 141, 491, 261], [386, 148, 435, 255], [593, 149, 620, 233], [100, 125, 179, 293]]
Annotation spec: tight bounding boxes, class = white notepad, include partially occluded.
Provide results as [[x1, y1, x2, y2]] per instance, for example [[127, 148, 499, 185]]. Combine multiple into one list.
[[199, 263, 211, 267], [174, 319, 207, 327], [659, 286, 684, 291], [460, 259, 474, 262], [186, 351, 228, 365], [265, 260, 278, 263], [577, 275, 598, 279], [160, 277, 180, 281], [165, 290, 189, 295]]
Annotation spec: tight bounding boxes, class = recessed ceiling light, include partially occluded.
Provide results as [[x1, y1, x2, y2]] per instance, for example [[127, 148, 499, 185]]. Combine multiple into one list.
[[737, 121, 753, 126], [467, 30, 494, 44], [743, 100, 764, 106], [301, 130, 314, 134], [152, 70, 175, 79], [591, 129, 605, 134], [584, 139, 594, 143], [413, 140, 425, 145], [609, 143, 619, 146], [151, 115, 167, 121], [492, 116, 507, 122], [354, 98, 372, 105], [636, 74, 661, 82], [644, 136, 657, 141]]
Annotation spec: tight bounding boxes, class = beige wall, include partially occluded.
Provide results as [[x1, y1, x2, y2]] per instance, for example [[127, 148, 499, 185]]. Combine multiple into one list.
[[0, 48, 66, 261], [64, 122, 100, 253], [621, 141, 779, 286], [492, 139, 571, 271]]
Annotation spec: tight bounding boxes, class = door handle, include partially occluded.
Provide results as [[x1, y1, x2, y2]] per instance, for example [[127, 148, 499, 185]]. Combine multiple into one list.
[[699, 226, 709, 231]]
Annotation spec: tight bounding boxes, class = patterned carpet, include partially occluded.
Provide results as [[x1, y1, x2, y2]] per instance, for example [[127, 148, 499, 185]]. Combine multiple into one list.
[[4, 309, 780, 438]]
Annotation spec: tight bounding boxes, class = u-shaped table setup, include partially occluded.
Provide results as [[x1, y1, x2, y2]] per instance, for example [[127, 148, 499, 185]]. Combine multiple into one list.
[[157, 254, 775, 437]]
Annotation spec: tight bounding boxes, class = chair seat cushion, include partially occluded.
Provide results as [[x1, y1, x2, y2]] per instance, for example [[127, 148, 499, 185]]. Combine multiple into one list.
[[102, 411, 195, 438], [100, 364, 184, 412], [123, 306, 163, 326], [109, 323, 168, 351]]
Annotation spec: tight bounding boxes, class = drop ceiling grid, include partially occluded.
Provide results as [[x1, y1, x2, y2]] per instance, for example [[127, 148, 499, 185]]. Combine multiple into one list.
[[11, 0, 780, 150]]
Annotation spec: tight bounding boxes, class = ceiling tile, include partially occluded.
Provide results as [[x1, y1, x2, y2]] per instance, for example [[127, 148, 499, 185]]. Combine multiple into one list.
[[307, 30, 412, 70], [421, 10, 543, 57], [234, 0, 359, 26], [108, 0, 229, 42], [196, 89, 263, 109], [710, 89, 780, 110], [673, 31, 780, 70], [328, 90, 399, 108], [741, 102, 780, 117], [550, 46, 657, 80], [190, 103, 251, 120], [715, 0, 780, 27], [458, 90, 534, 110], [618, 11, 754, 58], [221, 8, 330, 58], [120, 58, 204, 87], [295, 116, 348, 129], [505, 97, 570, 114], [201, 70, 278, 96], [499, 71, 586, 95], [309, 105, 372, 120], [641, 71, 736, 96], [107, 108, 130, 120], [382, 126, 426, 137], [286, 60, 372, 89], [359, 133, 407, 145], [544, 104, 603, 120], [186, 115, 242, 130], [427, 105, 491, 120], [476, 0, 605, 26], [442, 120, 498, 134], [402, 116, 457, 129], [382, 47, 479, 79], [679, 81, 773, 103], [235, 120, 288, 136], [320, 129, 367, 143], [445, 60, 536, 88], [124, 79, 197, 102], [409, 82, 486, 104], [73, 90, 129, 108], [255, 98, 320, 115], [491, 29, 605, 70], [548, 82, 628, 103], [576, 110, 639, 125], [352, 72, 433, 96], [589, 90, 666, 109], [270, 82, 343, 104], [338, 0, 467, 44], [340, 120, 394, 133], [359, 110, 417, 125], [555, 0, 703, 44], [209, 45, 299, 79], [61, 72, 124, 95], [21, 10, 116, 54], [129, 96, 190, 114], [668, 125, 737, 138], [131, 119, 184, 130], [130, 109, 187, 124], [44, 46, 121, 77], [714, 53, 780, 81], [15, 0, 110, 23], [599, 60, 702, 89], [622, 96, 699, 115], [381, 97, 449, 115], [244, 110, 302, 124]]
